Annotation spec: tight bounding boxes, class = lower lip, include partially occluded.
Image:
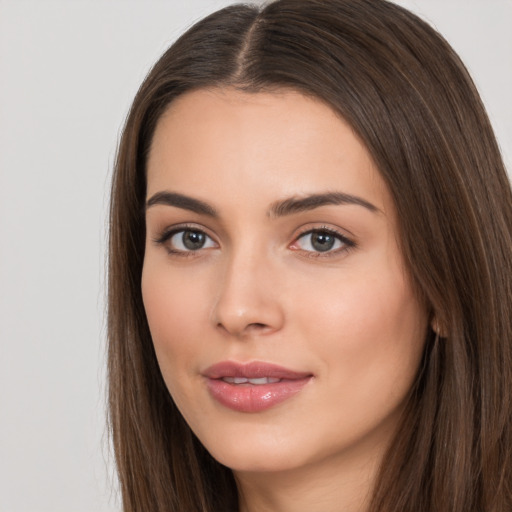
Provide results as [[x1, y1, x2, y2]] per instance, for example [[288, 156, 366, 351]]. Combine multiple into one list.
[[206, 378, 311, 413]]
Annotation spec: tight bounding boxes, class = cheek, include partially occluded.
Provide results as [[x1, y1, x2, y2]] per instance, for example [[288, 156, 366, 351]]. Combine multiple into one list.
[[293, 261, 427, 397], [141, 262, 210, 387]]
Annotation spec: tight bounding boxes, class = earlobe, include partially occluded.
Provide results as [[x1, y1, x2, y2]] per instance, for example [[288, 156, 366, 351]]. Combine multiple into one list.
[[430, 316, 446, 338]]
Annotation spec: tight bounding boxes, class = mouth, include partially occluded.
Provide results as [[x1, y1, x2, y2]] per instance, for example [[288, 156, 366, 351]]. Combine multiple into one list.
[[203, 361, 313, 413], [221, 376, 282, 385]]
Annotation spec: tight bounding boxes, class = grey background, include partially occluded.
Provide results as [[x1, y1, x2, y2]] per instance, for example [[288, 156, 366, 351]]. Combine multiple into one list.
[[0, 1, 510, 510]]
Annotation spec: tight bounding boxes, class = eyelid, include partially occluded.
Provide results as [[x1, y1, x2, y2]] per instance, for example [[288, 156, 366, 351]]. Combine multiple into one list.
[[152, 223, 218, 254], [152, 222, 209, 241], [151, 222, 356, 258], [290, 225, 356, 256]]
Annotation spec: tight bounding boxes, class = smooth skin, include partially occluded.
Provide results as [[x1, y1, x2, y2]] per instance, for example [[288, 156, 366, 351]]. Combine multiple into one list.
[[142, 88, 428, 512]]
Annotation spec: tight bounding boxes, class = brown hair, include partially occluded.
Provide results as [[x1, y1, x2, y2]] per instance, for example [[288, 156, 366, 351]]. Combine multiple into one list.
[[107, 1, 512, 510]]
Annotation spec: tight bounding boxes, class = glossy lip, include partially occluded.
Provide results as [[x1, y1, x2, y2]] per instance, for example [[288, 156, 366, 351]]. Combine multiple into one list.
[[203, 361, 313, 413]]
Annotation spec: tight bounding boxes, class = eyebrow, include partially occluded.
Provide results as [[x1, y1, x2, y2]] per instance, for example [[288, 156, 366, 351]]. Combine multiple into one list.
[[268, 191, 380, 217], [145, 190, 381, 217], [146, 191, 218, 217]]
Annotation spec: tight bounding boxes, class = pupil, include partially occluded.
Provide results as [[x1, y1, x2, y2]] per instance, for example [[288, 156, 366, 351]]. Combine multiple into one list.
[[183, 231, 205, 250], [311, 232, 335, 252]]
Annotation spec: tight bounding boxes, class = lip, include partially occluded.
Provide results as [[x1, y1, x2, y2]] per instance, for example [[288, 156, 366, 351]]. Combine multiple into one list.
[[203, 361, 313, 413]]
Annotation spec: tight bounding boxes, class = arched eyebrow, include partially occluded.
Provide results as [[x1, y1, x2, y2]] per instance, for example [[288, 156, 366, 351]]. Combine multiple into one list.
[[146, 191, 217, 217], [145, 190, 381, 217], [268, 192, 381, 217]]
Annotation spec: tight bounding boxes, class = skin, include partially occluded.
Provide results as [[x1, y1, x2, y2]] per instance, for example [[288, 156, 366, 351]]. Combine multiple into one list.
[[142, 88, 428, 512]]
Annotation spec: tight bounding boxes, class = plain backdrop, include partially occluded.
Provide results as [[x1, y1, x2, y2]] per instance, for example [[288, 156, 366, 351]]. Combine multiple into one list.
[[0, 1, 510, 511]]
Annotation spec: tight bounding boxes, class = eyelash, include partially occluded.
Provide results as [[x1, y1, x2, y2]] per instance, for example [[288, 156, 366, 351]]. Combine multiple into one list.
[[153, 224, 356, 258], [153, 224, 216, 257], [292, 226, 356, 258]]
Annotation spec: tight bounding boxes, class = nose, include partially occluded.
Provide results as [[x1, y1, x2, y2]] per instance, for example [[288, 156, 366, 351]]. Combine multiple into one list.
[[211, 248, 285, 338]]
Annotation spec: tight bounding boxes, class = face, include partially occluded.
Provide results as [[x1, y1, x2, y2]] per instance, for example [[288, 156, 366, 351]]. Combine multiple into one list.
[[142, 88, 428, 477]]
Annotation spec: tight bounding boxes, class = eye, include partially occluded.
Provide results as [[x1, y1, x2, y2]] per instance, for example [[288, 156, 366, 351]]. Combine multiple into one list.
[[291, 228, 355, 255], [155, 227, 217, 254]]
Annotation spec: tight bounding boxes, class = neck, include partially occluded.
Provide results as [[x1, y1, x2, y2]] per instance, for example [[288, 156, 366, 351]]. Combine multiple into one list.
[[235, 446, 381, 512]]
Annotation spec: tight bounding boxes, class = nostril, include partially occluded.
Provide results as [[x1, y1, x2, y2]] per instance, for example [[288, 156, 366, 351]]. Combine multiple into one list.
[[215, 320, 271, 337], [248, 323, 267, 329]]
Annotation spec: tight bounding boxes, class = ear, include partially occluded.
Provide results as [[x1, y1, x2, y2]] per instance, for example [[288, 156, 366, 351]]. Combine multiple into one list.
[[430, 316, 446, 338]]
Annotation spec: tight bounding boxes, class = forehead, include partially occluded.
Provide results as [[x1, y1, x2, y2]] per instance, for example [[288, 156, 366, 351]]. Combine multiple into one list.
[[146, 87, 392, 216]]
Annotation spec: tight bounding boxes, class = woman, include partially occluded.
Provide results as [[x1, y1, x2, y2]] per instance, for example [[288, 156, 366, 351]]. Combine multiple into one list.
[[107, 0, 512, 510]]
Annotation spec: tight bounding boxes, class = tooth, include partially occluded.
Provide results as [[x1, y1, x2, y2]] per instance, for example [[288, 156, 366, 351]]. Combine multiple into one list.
[[248, 377, 281, 385], [248, 377, 267, 385], [222, 377, 247, 384], [221, 376, 282, 385]]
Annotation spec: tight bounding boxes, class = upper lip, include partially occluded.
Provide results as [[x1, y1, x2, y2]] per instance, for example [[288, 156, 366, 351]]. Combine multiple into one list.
[[202, 361, 312, 380]]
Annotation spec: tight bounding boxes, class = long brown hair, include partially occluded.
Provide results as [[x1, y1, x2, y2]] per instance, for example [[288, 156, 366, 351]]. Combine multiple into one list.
[[107, 1, 512, 510]]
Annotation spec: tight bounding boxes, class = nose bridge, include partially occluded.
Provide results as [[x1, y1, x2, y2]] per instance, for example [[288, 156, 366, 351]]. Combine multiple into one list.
[[211, 238, 284, 337]]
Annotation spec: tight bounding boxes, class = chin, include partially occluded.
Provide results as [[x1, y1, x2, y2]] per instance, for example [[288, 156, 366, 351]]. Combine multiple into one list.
[[197, 424, 309, 474], [212, 448, 304, 474]]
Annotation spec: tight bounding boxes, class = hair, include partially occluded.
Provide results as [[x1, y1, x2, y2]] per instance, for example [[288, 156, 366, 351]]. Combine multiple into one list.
[[107, 0, 512, 510]]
